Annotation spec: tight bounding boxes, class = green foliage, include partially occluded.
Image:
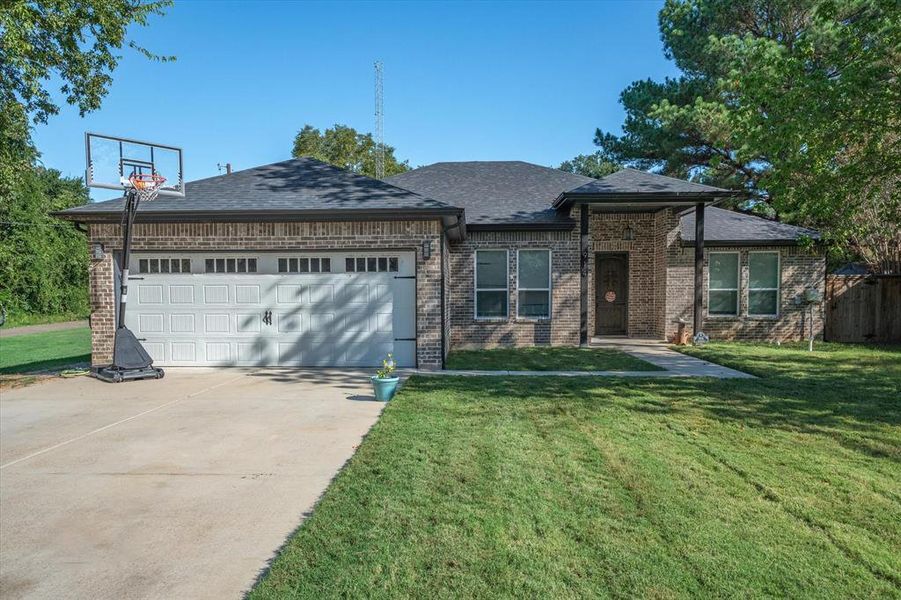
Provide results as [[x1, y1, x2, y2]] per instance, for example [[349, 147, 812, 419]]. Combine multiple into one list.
[[596, 0, 901, 270], [446, 346, 662, 371], [292, 124, 410, 178], [557, 150, 620, 179], [0, 166, 90, 317], [0, 0, 175, 124]]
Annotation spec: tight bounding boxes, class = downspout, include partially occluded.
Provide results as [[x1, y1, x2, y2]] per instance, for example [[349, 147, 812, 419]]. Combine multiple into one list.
[[693, 202, 705, 336], [439, 232, 446, 369], [579, 206, 589, 345]]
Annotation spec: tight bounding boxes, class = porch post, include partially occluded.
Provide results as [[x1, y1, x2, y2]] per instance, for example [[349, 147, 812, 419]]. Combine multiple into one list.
[[693, 202, 705, 336], [579, 205, 589, 345]]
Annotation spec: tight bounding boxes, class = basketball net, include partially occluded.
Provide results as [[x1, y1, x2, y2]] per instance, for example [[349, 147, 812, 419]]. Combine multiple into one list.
[[127, 173, 167, 203]]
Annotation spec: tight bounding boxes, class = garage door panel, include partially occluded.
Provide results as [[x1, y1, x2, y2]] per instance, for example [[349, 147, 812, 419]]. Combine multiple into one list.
[[236, 341, 263, 364], [309, 284, 334, 304], [277, 285, 305, 304], [129, 251, 416, 367], [171, 342, 196, 362], [205, 342, 231, 363], [204, 314, 231, 334], [277, 313, 303, 333], [235, 285, 261, 304], [236, 313, 261, 333], [138, 314, 165, 334], [138, 285, 164, 304], [203, 285, 229, 304], [170, 314, 195, 333], [169, 285, 194, 304]]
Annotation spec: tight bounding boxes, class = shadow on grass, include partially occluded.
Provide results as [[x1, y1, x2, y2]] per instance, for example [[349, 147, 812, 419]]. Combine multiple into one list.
[[0, 354, 91, 375]]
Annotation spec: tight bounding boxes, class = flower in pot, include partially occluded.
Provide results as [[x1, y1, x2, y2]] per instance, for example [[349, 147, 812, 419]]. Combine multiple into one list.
[[371, 353, 400, 401]]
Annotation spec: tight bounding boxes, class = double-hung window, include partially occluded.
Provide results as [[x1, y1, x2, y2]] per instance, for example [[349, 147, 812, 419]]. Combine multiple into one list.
[[708, 252, 739, 316], [517, 250, 551, 318], [475, 250, 508, 318], [748, 252, 780, 316]]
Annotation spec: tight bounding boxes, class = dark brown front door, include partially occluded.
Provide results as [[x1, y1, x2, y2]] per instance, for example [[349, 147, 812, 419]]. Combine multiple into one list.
[[596, 253, 628, 335]]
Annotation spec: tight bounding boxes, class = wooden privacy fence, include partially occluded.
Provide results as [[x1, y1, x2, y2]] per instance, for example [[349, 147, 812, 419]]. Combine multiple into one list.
[[825, 275, 901, 343]]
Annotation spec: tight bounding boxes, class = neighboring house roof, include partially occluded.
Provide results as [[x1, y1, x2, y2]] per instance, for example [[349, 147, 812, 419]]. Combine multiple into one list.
[[680, 207, 820, 246], [385, 161, 595, 229], [57, 157, 462, 222]]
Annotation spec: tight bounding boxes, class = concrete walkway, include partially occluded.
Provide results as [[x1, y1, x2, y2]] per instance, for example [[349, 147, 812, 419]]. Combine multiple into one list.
[[417, 338, 754, 379], [0, 320, 88, 338], [589, 337, 755, 378]]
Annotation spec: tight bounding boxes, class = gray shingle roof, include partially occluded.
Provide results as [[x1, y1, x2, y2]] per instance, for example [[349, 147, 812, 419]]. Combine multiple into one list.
[[385, 161, 594, 227], [681, 207, 820, 245], [565, 168, 731, 197], [58, 157, 460, 219]]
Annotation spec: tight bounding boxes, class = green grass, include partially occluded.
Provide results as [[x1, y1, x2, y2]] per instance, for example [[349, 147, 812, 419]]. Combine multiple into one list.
[[2, 311, 89, 329], [446, 346, 662, 371], [0, 328, 91, 374], [251, 343, 901, 599]]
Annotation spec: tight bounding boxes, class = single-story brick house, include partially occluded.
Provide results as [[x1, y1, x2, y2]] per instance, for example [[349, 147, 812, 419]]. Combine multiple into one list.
[[57, 158, 824, 369]]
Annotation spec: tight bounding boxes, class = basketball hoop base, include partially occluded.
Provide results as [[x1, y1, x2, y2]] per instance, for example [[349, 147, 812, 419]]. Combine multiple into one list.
[[93, 365, 165, 383]]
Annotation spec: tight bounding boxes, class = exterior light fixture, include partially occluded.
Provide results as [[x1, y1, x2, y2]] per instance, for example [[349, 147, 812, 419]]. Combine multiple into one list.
[[623, 226, 635, 241], [91, 242, 106, 261], [422, 240, 432, 260]]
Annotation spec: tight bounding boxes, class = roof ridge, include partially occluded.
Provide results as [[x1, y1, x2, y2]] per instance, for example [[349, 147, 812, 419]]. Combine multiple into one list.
[[609, 167, 729, 192]]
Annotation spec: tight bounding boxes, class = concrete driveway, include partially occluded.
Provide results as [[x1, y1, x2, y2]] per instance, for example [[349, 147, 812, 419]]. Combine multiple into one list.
[[0, 369, 387, 599]]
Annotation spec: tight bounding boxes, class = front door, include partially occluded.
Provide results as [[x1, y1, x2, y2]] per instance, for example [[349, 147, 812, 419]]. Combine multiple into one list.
[[595, 253, 628, 335]]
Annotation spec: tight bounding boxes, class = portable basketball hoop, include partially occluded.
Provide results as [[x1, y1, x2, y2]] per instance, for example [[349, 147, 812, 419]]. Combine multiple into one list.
[[85, 133, 184, 384]]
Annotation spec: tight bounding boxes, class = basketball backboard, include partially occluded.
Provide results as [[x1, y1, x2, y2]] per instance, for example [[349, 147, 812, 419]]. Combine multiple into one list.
[[85, 132, 185, 197]]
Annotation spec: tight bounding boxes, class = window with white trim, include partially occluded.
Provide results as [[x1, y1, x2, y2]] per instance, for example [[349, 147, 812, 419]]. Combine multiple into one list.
[[344, 256, 398, 272], [204, 257, 257, 273], [517, 249, 551, 318], [708, 252, 739, 316], [475, 250, 508, 318], [278, 257, 331, 273], [748, 252, 780, 316], [138, 258, 191, 274]]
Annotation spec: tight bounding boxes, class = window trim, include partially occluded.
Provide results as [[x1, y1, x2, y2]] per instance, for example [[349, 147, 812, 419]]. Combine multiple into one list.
[[747, 251, 781, 317], [707, 251, 740, 317], [474, 249, 509, 320], [516, 249, 552, 320]]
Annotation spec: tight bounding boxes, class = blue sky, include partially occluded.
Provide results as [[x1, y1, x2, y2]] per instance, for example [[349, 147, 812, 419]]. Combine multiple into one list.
[[32, 1, 677, 198]]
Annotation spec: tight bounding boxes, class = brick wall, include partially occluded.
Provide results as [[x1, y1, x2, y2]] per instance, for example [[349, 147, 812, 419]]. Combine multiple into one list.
[[664, 243, 826, 341], [87, 220, 444, 368], [587, 210, 675, 338], [447, 229, 580, 348]]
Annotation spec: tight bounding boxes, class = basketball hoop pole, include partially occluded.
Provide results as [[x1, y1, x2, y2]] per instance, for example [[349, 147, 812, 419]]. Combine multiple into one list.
[[94, 178, 166, 383]]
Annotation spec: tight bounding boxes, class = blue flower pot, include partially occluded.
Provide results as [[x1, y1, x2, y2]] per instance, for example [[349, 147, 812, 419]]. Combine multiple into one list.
[[371, 376, 400, 401]]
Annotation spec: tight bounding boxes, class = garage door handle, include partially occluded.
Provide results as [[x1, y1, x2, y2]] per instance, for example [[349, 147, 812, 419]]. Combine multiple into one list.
[[394, 275, 416, 279], [262, 310, 272, 326]]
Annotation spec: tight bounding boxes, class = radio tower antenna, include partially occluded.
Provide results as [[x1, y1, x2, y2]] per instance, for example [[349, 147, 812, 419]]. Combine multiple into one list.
[[374, 60, 385, 179]]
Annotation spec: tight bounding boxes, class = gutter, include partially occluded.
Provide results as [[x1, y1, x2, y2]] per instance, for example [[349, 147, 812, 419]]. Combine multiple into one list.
[[52, 207, 464, 224], [553, 190, 736, 209]]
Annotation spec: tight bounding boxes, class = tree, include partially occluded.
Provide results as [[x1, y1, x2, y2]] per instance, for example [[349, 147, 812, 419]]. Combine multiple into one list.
[[0, 0, 174, 124], [292, 124, 410, 178], [0, 0, 175, 318], [558, 151, 620, 179], [594, 0, 900, 272], [0, 166, 91, 316]]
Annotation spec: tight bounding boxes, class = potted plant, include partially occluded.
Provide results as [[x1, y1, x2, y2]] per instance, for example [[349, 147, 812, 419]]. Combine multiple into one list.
[[371, 353, 400, 401]]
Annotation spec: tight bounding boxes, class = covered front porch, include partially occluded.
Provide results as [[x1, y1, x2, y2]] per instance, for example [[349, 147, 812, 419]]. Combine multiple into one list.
[[552, 169, 736, 344]]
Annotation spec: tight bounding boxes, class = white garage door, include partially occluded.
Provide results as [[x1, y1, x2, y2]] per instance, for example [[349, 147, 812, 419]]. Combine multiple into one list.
[[125, 251, 416, 367]]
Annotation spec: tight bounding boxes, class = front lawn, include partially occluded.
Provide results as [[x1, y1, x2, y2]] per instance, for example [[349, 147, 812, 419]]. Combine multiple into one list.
[[0, 328, 91, 374], [446, 346, 662, 371], [252, 343, 900, 598]]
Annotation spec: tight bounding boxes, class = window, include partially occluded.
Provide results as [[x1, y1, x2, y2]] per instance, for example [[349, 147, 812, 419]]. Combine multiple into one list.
[[748, 252, 780, 316], [345, 256, 399, 273], [708, 252, 739, 316], [517, 250, 551, 318], [138, 258, 191, 274], [205, 257, 257, 273], [475, 250, 508, 318], [278, 257, 331, 273]]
